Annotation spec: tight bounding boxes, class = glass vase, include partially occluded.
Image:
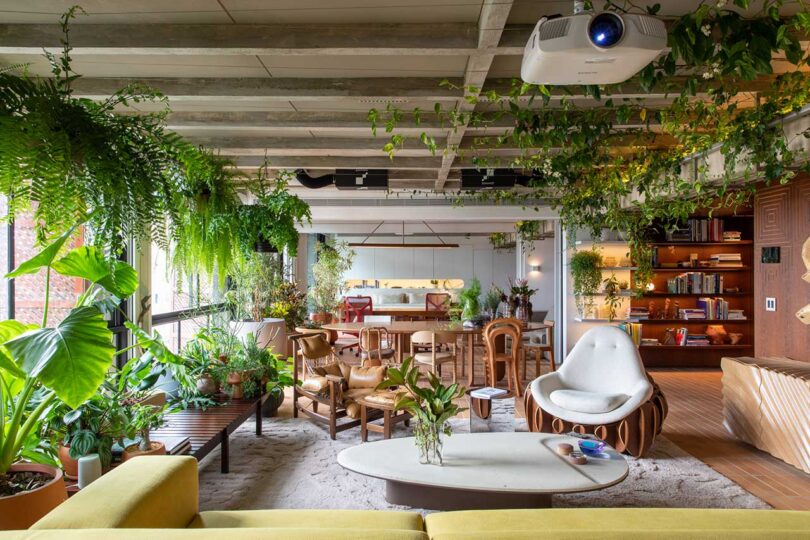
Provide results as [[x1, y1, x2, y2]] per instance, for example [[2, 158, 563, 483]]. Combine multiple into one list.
[[414, 421, 444, 465]]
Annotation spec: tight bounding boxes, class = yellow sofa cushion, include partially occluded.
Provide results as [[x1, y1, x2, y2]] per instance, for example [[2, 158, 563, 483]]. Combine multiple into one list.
[[31, 456, 199, 530], [192, 509, 424, 531], [0, 528, 428, 539], [425, 508, 810, 539]]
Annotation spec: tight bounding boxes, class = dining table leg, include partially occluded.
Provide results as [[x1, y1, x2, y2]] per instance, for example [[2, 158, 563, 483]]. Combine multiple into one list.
[[466, 333, 475, 387]]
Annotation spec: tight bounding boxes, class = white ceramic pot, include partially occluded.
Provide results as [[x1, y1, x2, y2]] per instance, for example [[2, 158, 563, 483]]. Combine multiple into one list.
[[230, 318, 286, 356]]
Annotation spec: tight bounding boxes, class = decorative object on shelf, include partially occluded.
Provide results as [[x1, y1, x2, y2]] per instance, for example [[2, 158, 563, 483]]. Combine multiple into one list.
[[603, 273, 623, 322], [602, 256, 618, 267], [377, 358, 467, 466], [728, 333, 744, 345], [77, 454, 102, 490], [570, 250, 603, 317], [648, 301, 658, 320], [663, 298, 672, 320], [662, 328, 677, 345], [706, 325, 729, 345]]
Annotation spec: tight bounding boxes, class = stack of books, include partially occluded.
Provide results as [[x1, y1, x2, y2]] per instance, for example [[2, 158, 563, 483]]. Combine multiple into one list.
[[697, 297, 730, 319], [640, 338, 660, 346], [728, 309, 747, 320], [685, 334, 711, 346], [709, 253, 743, 267], [679, 308, 707, 320], [723, 231, 743, 242], [667, 272, 724, 294], [629, 306, 650, 319]]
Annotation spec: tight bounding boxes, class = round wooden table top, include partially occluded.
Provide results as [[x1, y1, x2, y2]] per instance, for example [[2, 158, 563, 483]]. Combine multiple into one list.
[[321, 320, 550, 334]]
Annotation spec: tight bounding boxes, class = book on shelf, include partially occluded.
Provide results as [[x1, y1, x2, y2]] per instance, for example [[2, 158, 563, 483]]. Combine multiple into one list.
[[629, 307, 650, 318], [728, 309, 747, 320], [617, 322, 642, 346], [679, 308, 707, 320], [665, 218, 725, 242], [667, 272, 724, 294], [723, 231, 743, 242], [685, 334, 710, 346], [696, 297, 732, 320], [640, 338, 660, 346]]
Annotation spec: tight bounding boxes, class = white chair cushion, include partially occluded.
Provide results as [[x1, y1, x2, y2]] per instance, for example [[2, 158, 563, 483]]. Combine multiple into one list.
[[413, 351, 455, 364], [549, 389, 629, 414]]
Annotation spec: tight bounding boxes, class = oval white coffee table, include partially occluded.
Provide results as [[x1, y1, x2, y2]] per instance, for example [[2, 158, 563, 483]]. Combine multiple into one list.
[[337, 432, 628, 510]]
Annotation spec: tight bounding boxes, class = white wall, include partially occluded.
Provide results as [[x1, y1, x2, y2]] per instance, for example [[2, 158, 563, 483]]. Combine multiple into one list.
[[519, 237, 557, 322], [341, 236, 516, 292]]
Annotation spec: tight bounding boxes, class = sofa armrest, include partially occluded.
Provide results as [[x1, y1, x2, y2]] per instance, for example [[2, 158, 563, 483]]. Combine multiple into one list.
[[32, 456, 199, 530]]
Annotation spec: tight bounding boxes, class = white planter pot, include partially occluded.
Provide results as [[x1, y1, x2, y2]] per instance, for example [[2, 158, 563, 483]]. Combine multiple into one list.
[[230, 318, 287, 356]]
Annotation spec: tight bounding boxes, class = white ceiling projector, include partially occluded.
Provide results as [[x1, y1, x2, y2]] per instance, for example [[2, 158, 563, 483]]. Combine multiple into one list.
[[521, 6, 667, 86]]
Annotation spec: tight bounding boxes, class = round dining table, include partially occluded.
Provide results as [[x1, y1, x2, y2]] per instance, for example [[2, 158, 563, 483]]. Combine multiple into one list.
[[321, 320, 550, 387]]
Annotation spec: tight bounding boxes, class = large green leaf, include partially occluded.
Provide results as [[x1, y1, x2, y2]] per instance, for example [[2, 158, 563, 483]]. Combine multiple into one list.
[[52, 246, 138, 298], [4, 306, 115, 408], [5, 224, 79, 278], [0, 320, 30, 377]]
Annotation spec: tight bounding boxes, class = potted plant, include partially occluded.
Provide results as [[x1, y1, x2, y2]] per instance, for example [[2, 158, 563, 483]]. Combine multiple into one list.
[[603, 273, 624, 322], [482, 285, 504, 320], [0, 228, 139, 529], [181, 329, 223, 396], [122, 403, 168, 461], [308, 241, 356, 323], [239, 333, 294, 416], [458, 278, 482, 326], [508, 278, 538, 323], [377, 358, 466, 466], [569, 249, 603, 318]]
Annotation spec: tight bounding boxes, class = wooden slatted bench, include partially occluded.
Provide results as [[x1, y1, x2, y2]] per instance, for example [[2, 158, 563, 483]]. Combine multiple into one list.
[[152, 395, 267, 473]]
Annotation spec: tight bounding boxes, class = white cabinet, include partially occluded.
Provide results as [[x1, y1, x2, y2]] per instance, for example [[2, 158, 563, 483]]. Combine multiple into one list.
[[347, 248, 374, 279], [413, 249, 434, 278], [392, 248, 414, 279], [435, 247, 473, 281], [373, 249, 399, 280]]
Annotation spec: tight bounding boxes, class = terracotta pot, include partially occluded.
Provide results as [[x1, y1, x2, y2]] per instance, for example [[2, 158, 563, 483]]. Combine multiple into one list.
[[0, 463, 67, 530], [309, 312, 332, 325], [197, 375, 218, 395], [122, 441, 166, 462], [58, 445, 79, 480], [728, 332, 744, 345]]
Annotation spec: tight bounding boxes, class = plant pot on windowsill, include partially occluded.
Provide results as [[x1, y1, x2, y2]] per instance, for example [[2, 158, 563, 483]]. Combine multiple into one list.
[[0, 463, 68, 530], [122, 441, 166, 462]]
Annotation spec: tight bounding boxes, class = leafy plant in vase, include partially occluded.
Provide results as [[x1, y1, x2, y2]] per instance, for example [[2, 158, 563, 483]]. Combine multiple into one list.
[[0, 227, 139, 528], [458, 278, 482, 326], [378, 358, 466, 466], [508, 278, 538, 323], [482, 285, 504, 320], [569, 250, 603, 318], [603, 273, 623, 322]]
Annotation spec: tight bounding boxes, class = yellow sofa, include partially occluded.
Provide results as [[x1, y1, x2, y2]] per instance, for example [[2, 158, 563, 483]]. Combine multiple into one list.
[[1, 456, 808, 539]]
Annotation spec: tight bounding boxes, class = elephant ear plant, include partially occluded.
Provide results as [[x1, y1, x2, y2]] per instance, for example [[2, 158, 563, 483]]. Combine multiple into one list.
[[377, 358, 466, 466], [0, 224, 138, 489]]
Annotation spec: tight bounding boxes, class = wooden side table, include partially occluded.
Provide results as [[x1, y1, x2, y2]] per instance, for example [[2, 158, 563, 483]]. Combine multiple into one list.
[[359, 392, 411, 442]]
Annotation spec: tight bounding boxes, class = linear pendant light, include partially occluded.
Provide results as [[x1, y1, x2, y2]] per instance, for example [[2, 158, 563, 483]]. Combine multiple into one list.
[[348, 221, 459, 249]]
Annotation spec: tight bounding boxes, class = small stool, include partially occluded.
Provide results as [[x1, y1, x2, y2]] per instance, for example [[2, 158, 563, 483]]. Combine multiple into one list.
[[359, 391, 411, 442]]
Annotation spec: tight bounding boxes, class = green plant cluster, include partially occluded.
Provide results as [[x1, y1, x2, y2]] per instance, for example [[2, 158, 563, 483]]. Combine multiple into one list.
[[569, 250, 603, 317], [0, 8, 311, 287], [369, 1, 810, 283], [458, 278, 482, 321], [308, 241, 356, 315]]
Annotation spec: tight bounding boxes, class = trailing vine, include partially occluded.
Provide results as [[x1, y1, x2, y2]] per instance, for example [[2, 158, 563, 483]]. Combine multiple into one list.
[[368, 1, 810, 293]]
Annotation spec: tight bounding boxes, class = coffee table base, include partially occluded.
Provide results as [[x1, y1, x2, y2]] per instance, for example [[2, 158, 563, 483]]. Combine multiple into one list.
[[385, 480, 551, 510]]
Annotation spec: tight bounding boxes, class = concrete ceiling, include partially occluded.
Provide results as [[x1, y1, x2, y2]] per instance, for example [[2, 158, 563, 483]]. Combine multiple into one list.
[[0, 0, 805, 203]]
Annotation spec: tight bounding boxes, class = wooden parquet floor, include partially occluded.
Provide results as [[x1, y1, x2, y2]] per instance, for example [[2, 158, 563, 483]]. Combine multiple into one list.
[[651, 369, 810, 511]]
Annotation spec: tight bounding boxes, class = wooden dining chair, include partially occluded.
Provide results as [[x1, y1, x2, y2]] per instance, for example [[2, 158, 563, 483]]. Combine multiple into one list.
[[482, 318, 523, 396], [338, 295, 373, 355], [425, 293, 451, 312], [410, 330, 458, 383], [359, 326, 396, 367], [522, 320, 556, 382]]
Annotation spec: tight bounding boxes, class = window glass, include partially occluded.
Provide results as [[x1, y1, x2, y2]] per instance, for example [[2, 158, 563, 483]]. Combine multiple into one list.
[[151, 242, 220, 315], [13, 209, 84, 325]]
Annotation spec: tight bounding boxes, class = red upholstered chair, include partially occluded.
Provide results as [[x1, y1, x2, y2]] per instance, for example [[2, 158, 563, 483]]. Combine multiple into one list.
[[338, 296, 373, 355]]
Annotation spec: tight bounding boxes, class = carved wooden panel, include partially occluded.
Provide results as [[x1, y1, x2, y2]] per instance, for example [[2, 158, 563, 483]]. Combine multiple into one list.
[[755, 186, 790, 244]]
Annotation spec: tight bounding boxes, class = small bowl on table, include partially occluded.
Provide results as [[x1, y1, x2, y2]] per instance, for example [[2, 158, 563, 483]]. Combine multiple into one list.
[[577, 439, 606, 456]]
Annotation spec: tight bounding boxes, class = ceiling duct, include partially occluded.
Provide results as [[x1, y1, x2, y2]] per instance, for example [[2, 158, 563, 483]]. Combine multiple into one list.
[[462, 169, 542, 190], [295, 169, 335, 189]]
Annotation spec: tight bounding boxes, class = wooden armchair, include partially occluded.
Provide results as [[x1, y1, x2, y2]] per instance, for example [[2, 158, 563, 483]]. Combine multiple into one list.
[[292, 333, 388, 439]]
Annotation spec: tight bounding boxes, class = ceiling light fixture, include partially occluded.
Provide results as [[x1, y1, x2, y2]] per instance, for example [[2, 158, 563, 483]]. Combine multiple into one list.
[[348, 221, 459, 249]]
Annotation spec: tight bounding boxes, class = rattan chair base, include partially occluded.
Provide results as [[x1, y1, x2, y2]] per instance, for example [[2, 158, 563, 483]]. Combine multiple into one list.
[[523, 374, 668, 458]]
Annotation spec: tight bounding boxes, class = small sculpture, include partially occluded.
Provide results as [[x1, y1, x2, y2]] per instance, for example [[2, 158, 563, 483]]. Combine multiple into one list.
[[728, 332, 744, 344], [706, 325, 728, 345], [663, 298, 671, 320], [648, 301, 657, 320]]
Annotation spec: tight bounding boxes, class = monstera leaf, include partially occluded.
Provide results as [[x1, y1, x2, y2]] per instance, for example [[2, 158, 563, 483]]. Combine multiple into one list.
[[52, 246, 138, 298], [4, 306, 115, 408], [5, 224, 79, 278]]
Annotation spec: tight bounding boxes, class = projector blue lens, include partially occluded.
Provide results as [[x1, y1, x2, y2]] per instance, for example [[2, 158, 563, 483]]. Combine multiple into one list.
[[588, 13, 624, 48]]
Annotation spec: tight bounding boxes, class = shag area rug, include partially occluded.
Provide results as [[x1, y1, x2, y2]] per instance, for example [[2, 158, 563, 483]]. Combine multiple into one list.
[[197, 402, 769, 512]]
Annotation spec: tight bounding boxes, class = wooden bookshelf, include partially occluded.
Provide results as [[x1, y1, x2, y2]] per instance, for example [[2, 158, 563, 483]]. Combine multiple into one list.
[[632, 213, 754, 368]]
